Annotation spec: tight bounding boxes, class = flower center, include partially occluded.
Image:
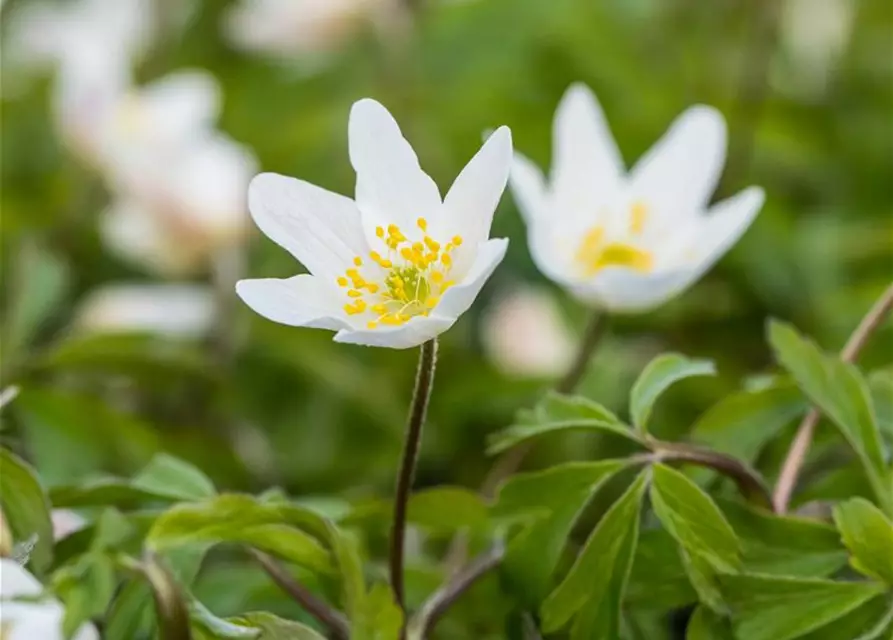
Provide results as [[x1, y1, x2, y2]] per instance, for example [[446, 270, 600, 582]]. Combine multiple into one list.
[[337, 218, 462, 329], [574, 202, 653, 277]]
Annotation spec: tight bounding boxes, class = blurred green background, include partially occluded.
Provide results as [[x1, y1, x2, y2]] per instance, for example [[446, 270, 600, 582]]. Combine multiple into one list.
[[0, 0, 891, 629]]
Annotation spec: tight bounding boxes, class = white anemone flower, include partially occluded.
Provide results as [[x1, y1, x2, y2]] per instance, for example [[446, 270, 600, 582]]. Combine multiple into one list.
[[510, 84, 765, 313], [223, 0, 398, 62], [237, 98, 512, 349], [0, 558, 98, 640]]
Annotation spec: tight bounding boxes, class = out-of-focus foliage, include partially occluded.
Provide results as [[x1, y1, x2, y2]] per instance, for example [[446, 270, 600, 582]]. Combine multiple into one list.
[[1, 0, 891, 638]]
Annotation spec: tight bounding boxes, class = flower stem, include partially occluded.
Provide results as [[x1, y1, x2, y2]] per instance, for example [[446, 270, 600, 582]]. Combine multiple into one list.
[[481, 311, 608, 497], [390, 339, 438, 616], [773, 282, 893, 513], [250, 549, 349, 639]]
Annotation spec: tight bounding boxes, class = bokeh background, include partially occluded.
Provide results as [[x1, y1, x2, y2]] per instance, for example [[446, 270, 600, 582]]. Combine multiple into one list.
[[1, 0, 891, 633]]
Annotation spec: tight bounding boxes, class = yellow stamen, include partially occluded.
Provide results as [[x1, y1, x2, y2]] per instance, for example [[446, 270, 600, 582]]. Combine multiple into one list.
[[376, 226, 385, 238], [630, 201, 648, 235], [452, 236, 463, 246], [347, 290, 363, 298], [337, 277, 348, 287], [353, 256, 363, 266], [417, 218, 428, 231]]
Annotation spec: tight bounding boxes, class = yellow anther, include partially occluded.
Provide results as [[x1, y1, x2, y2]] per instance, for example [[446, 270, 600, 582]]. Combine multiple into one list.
[[426, 296, 439, 308], [347, 290, 363, 298], [417, 218, 428, 231], [412, 242, 425, 254], [366, 283, 379, 293], [441, 254, 452, 267], [630, 201, 648, 234], [424, 237, 440, 252], [376, 226, 385, 238], [337, 277, 348, 287], [431, 272, 444, 284], [400, 248, 414, 261], [452, 236, 463, 246], [372, 304, 387, 314], [346, 268, 360, 278], [353, 256, 363, 266]]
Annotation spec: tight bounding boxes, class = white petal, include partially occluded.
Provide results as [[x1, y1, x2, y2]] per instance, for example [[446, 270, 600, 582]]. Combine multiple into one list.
[[628, 105, 727, 227], [348, 98, 442, 228], [1, 558, 43, 598], [140, 71, 221, 140], [75, 284, 216, 338], [248, 172, 368, 281], [524, 220, 578, 286], [435, 238, 508, 320], [509, 152, 549, 225], [442, 126, 512, 252], [687, 186, 765, 272], [334, 315, 455, 349], [551, 83, 624, 218], [236, 275, 350, 331], [568, 268, 694, 313]]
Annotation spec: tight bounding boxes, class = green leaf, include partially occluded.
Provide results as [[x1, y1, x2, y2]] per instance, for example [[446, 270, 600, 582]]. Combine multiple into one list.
[[650, 464, 740, 574], [49, 478, 176, 509], [148, 494, 332, 573], [225, 613, 326, 639], [0, 448, 54, 572], [132, 454, 217, 501], [55, 552, 118, 637], [191, 600, 260, 638], [833, 498, 893, 584], [720, 574, 887, 640], [691, 384, 807, 464], [104, 580, 156, 640], [686, 606, 733, 640], [540, 470, 648, 634], [627, 529, 697, 610], [496, 460, 629, 605], [868, 371, 893, 439], [356, 583, 402, 640], [408, 488, 488, 532], [3, 242, 68, 362], [325, 524, 366, 625], [487, 393, 638, 455], [797, 595, 893, 640], [630, 353, 716, 433], [717, 498, 848, 577], [768, 320, 890, 512]]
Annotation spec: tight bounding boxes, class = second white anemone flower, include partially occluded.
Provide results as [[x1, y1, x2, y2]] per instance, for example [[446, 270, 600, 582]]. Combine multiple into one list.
[[510, 84, 765, 312], [237, 99, 512, 349]]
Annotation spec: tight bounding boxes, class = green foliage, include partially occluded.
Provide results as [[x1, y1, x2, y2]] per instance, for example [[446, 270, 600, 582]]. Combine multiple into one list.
[[0, 447, 54, 572], [630, 354, 716, 434], [487, 392, 640, 455], [769, 321, 891, 513], [833, 498, 893, 585], [540, 470, 648, 636]]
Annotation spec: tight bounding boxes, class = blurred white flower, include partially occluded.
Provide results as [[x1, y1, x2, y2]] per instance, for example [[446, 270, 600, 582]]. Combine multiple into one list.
[[85, 73, 256, 275], [776, 0, 855, 99], [510, 84, 764, 313], [50, 510, 86, 541], [74, 284, 216, 337], [0, 558, 98, 640], [223, 0, 399, 61], [237, 98, 512, 349], [482, 286, 575, 378]]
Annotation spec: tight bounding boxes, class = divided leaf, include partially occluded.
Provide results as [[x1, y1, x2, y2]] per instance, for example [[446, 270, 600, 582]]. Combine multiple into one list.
[[630, 353, 716, 433], [487, 392, 638, 455], [495, 460, 629, 605], [768, 321, 890, 512], [147, 494, 332, 573], [833, 498, 893, 584], [540, 470, 648, 635], [721, 574, 887, 640], [132, 453, 217, 501]]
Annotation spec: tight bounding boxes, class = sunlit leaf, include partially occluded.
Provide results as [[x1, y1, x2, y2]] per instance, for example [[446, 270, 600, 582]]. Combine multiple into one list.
[[0, 448, 54, 572], [630, 353, 716, 433], [833, 498, 893, 584]]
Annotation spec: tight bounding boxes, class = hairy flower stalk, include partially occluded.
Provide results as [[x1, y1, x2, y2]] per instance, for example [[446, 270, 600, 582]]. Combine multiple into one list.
[[390, 338, 438, 622]]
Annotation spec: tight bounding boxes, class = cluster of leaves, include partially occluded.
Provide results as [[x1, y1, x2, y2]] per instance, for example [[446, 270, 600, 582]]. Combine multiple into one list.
[[2, 318, 890, 638]]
